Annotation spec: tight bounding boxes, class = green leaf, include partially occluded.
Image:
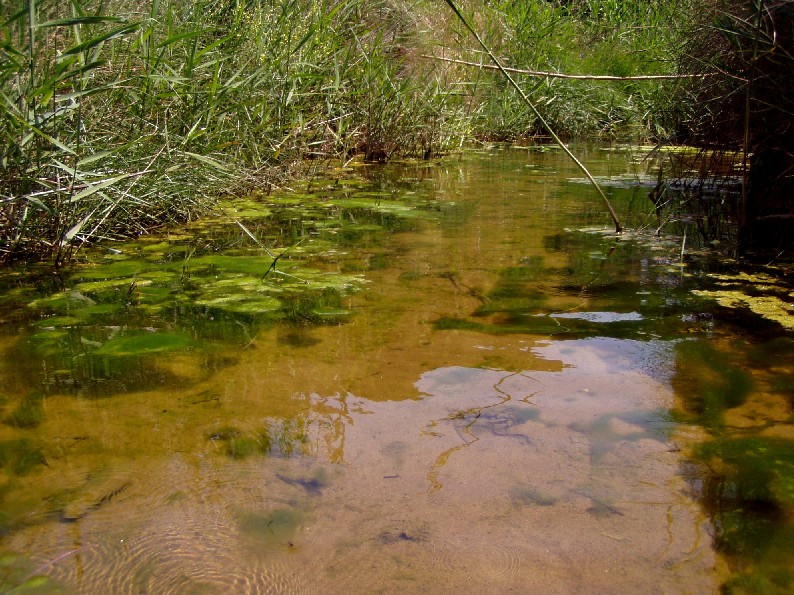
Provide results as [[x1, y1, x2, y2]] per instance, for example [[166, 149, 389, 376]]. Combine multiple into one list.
[[77, 150, 115, 167], [61, 22, 140, 56], [94, 332, 192, 356], [182, 151, 231, 172], [61, 208, 97, 244], [194, 32, 236, 61], [37, 16, 123, 28], [50, 59, 107, 84], [156, 28, 213, 49], [68, 174, 130, 204], [1, 6, 29, 29]]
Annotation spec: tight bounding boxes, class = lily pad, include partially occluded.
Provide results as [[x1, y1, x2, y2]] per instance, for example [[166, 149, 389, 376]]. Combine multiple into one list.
[[74, 278, 144, 294], [27, 329, 69, 355], [27, 290, 96, 313], [77, 303, 124, 317], [189, 255, 271, 277], [75, 259, 150, 280]]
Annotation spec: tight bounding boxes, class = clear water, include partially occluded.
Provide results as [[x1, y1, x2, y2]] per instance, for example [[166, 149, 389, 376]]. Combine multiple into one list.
[[0, 146, 791, 593]]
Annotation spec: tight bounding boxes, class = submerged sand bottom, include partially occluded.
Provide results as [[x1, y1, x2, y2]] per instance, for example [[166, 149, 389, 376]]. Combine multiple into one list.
[[9, 337, 718, 593]]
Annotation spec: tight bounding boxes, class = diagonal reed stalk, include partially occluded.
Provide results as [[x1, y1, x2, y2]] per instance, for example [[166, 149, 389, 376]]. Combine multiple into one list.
[[441, 0, 622, 233]]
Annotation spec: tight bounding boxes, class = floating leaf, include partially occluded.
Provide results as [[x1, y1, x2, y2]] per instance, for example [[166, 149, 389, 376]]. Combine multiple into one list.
[[93, 332, 191, 356], [33, 316, 81, 328], [195, 293, 282, 315]]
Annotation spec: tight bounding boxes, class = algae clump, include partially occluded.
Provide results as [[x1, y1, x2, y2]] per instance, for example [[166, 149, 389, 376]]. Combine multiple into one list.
[[94, 332, 191, 357]]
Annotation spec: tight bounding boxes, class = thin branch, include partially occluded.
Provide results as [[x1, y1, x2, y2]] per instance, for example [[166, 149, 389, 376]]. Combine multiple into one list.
[[423, 55, 716, 81]]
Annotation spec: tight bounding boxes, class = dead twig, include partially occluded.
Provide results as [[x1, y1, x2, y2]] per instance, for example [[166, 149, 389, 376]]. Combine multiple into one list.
[[422, 55, 717, 81]]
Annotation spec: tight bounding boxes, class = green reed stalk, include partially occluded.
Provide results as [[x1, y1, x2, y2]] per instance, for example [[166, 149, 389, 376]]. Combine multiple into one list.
[[441, 0, 622, 233]]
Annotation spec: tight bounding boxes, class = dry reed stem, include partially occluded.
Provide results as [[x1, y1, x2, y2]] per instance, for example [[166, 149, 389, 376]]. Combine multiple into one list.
[[422, 55, 717, 81]]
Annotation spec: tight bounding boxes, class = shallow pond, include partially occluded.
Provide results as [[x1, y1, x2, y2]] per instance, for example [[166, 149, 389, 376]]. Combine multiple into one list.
[[0, 147, 792, 593]]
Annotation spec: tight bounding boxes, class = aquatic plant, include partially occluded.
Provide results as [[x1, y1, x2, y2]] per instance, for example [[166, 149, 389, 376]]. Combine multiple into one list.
[[3, 391, 44, 428], [671, 339, 753, 427], [0, 438, 46, 476], [696, 436, 794, 593], [206, 418, 310, 459]]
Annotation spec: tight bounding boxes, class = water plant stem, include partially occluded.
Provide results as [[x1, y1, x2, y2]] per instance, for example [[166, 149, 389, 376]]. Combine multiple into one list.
[[740, 0, 765, 246]]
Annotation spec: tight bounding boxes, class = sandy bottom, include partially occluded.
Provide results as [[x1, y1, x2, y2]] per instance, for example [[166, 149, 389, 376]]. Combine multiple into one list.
[[7, 337, 718, 593]]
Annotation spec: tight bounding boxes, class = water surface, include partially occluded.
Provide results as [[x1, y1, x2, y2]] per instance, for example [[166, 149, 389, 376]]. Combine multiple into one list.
[[1, 147, 791, 593]]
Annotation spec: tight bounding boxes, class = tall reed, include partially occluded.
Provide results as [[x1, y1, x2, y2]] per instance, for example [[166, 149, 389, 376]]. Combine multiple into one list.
[[1, 0, 471, 264], [1, 0, 700, 265], [442, 0, 623, 232], [450, 0, 693, 141]]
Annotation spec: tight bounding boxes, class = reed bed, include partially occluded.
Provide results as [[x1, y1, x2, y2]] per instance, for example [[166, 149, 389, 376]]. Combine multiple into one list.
[[1, 0, 697, 264]]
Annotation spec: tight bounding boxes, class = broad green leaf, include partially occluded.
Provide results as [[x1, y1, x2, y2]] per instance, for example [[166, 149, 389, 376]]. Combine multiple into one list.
[[94, 332, 191, 356]]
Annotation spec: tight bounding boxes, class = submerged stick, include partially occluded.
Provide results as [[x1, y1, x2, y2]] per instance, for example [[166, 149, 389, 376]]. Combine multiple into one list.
[[441, 0, 622, 233]]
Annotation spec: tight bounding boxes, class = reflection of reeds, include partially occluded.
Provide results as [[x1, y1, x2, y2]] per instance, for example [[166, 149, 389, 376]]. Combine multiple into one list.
[[646, 148, 743, 249], [443, 0, 623, 232]]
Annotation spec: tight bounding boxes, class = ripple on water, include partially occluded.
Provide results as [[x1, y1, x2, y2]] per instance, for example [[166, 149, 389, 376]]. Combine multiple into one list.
[[4, 335, 716, 593], [28, 457, 315, 594]]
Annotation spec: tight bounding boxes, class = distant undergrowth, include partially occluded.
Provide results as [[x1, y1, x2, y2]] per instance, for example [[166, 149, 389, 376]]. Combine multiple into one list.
[[454, 0, 694, 141]]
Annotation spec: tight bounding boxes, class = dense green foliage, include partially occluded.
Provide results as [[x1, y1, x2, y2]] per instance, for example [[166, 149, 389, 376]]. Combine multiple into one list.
[[0, 0, 710, 263], [462, 0, 692, 140], [1, 0, 456, 264]]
